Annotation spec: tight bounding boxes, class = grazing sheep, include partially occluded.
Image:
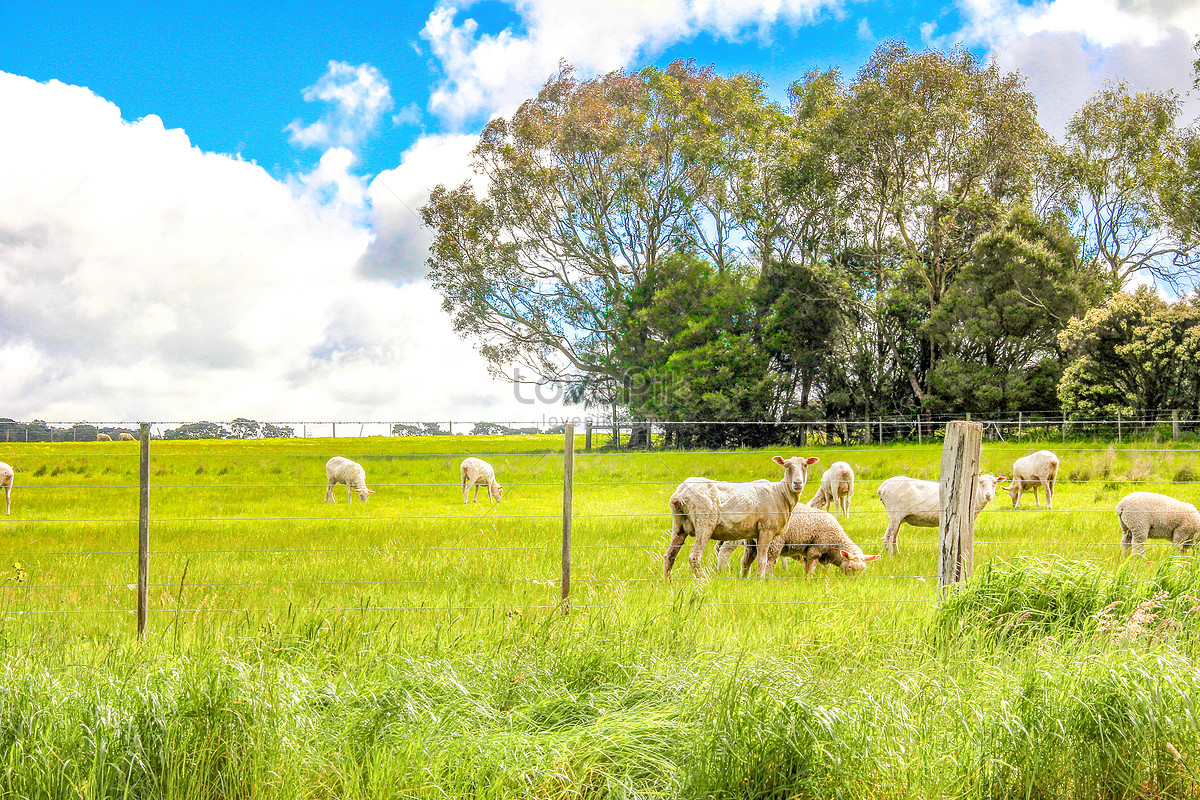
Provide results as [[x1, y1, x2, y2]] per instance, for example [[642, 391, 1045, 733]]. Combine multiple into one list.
[[1009, 450, 1059, 509], [808, 460, 855, 518], [758, 504, 880, 577], [96, 433, 112, 442], [877, 473, 1007, 553], [1116, 491, 1200, 557], [665, 455, 819, 579], [117, 432, 137, 442], [460, 457, 503, 504], [325, 456, 374, 503], [0, 462, 12, 516]]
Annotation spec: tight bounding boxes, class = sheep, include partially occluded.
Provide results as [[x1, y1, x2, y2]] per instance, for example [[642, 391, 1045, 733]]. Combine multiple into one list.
[[460, 457, 503, 504], [1115, 491, 1200, 557], [1008, 449, 1059, 509], [0, 462, 12, 516], [325, 456, 374, 503], [96, 433, 112, 442], [808, 460, 855, 518], [117, 432, 136, 442], [877, 473, 1007, 553], [757, 504, 881, 577], [665, 455, 819, 579]]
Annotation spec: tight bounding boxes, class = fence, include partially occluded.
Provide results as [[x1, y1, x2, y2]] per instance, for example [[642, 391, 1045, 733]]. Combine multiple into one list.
[[0, 419, 1197, 639]]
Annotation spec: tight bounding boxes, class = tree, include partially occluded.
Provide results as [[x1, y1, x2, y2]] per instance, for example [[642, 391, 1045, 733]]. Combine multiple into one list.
[[262, 423, 294, 438], [1062, 83, 1198, 289], [422, 61, 772, 406], [1058, 287, 1200, 415], [162, 422, 229, 440], [230, 418, 261, 439], [927, 204, 1102, 411]]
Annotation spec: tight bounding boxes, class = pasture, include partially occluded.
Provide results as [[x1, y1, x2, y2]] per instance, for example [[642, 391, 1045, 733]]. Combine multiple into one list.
[[0, 434, 1198, 798]]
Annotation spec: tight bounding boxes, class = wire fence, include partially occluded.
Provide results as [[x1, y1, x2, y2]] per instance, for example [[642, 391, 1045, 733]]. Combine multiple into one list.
[[0, 418, 1197, 634]]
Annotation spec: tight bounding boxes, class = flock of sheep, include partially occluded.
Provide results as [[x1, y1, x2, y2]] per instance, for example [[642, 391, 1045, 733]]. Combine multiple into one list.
[[1, 446, 1196, 574], [663, 448, 1200, 580]]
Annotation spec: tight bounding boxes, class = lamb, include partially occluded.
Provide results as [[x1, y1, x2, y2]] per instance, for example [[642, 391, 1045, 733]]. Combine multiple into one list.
[[0, 462, 12, 516], [808, 460, 855, 518], [877, 473, 1007, 553], [324, 456, 374, 503], [665, 455, 819, 579], [96, 433, 112, 442], [759, 504, 880, 577], [460, 457, 503, 504], [1008, 450, 1059, 509], [1115, 491, 1200, 557], [117, 432, 136, 441]]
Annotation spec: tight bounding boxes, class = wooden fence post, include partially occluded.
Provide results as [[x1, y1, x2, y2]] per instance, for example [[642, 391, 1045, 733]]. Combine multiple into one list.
[[585, 420, 592, 451], [1173, 410, 1180, 441], [938, 420, 982, 603], [561, 423, 574, 613], [1117, 412, 1122, 443], [138, 423, 150, 641]]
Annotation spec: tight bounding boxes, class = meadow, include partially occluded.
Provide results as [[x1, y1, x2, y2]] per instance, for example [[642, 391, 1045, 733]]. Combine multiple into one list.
[[0, 433, 1198, 798]]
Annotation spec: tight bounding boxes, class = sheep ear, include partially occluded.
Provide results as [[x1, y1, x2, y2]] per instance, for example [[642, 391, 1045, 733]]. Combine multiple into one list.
[[863, 554, 881, 561], [368, 489, 376, 494], [840, 549, 851, 559], [806, 457, 819, 465], [996, 476, 1007, 483], [772, 456, 785, 465]]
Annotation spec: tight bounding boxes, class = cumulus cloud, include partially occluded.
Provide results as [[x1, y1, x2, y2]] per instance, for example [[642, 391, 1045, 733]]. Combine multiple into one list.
[[0, 72, 547, 423], [958, 0, 1200, 136], [421, 0, 842, 126], [286, 61, 394, 149]]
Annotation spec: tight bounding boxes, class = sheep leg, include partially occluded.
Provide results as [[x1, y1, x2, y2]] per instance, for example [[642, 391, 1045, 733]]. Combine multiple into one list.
[[1041, 477, 1053, 510], [1013, 481, 1023, 509], [462, 472, 470, 504], [715, 540, 738, 572], [325, 480, 336, 503], [883, 516, 902, 554], [663, 532, 687, 579], [739, 540, 758, 578], [753, 529, 773, 578], [473, 484, 480, 503], [1119, 518, 1134, 557], [347, 486, 354, 503], [688, 523, 715, 579], [1030, 484, 1040, 508], [805, 558, 819, 576], [3, 486, 8, 515]]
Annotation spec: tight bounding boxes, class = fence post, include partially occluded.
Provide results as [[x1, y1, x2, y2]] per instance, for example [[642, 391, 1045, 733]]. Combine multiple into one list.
[[1017, 411, 1023, 439], [865, 417, 872, 445], [878, 417, 884, 444], [585, 420, 592, 451], [1173, 410, 1180, 441], [332, 423, 336, 438], [561, 423, 574, 613], [1117, 412, 1122, 443], [137, 423, 150, 641], [938, 420, 982, 603], [1062, 412, 1067, 441]]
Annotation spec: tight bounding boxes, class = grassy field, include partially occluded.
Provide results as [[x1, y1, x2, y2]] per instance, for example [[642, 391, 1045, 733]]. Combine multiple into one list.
[[0, 434, 1198, 798]]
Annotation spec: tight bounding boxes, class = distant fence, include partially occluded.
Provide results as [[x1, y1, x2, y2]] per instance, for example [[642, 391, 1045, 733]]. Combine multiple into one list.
[[1, 419, 1198, 639], [5, 411, 1200, 448]]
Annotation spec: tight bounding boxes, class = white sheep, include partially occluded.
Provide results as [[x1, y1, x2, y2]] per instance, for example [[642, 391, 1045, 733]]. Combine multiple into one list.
[[666, 455, 819, 579], [325, 456, 374, 503], [808, 460, 855, 518], [96, 433, 112, 442], [760, 504, 881, 577], [0, 462, 12, 516], [460, 457, 503, 504], [1008, 450, 1059, 509], [117, 432, 137, 442], [877, 473, 1007, 553], [1116, 491, 1200, 557]]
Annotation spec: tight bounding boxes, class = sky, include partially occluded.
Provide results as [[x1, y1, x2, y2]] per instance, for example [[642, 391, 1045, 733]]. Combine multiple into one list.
[[1, 0, 1198, 427]]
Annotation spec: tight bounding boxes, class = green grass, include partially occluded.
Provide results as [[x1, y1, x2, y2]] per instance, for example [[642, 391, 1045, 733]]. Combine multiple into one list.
[[0, 435, 1198, 798]]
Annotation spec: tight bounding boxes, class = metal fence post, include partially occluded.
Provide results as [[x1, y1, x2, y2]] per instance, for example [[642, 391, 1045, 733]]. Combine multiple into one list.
[[938, 420, 982, 604], [138, 423, 150, 641], [561, 423, 574, 613]]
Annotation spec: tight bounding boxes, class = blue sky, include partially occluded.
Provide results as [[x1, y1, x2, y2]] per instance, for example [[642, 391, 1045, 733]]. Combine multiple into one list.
[[1, 0, 1198, 424]]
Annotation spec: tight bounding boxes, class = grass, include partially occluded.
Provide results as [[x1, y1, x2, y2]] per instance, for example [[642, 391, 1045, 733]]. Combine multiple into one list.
[[0, 435, 1198, 797]]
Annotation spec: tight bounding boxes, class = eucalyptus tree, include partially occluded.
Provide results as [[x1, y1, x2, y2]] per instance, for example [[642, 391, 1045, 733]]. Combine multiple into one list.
[[1062, 83, 1199, 290], [421, 60, 772, 419]]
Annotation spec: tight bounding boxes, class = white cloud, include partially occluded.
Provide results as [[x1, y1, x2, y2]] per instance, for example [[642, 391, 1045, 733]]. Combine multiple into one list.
[[857, 17, 875, 41], [958, 0, 1200, 136], [421, 0, 842, 126], [0, 72, 554, 424], [286, 61, 394, 149]]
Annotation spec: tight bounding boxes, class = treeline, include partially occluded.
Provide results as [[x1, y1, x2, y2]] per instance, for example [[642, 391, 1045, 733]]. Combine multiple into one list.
[[423, 42, 1200, 429]]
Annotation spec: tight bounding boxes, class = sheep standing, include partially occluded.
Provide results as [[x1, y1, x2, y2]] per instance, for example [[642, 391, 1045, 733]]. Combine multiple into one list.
[[665, 455, 819, 579], [761, 504, 880, 577], [1116, 491, 1200, 556], [325, 456, 374, 503], [460, 457, 503, 504], [117, 432, 137, 442], [96, 433, 112, 442], [0, 462, 12, 516], [1008, 450, 1059, 509], [877, 473, 1006, 553], [808, 460, 855, 518]]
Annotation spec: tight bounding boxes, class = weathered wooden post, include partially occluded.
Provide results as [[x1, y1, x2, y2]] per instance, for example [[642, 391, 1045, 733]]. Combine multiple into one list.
[[938, 420, 982, 603], [1017, 411, 1023, 440], [1173, 409, 1180, 441], [561, 423, 574, 613], [138, 423, 150, 641], [878, 416, 884, 444], [1117, 412, 1122, 444], [585, 420, 592, 451], [1061, 412, 1067, 441], [332, 422, 336, 438], [865, 417, 872, 445]]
